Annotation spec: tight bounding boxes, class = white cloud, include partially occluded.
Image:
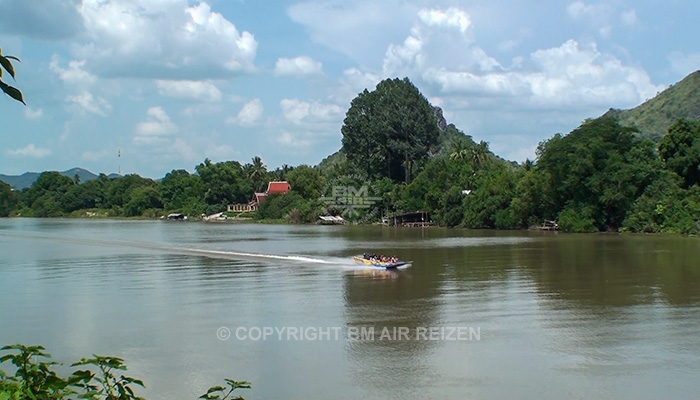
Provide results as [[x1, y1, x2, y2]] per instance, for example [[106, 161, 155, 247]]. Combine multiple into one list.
[[280, 99, 344, 125], [566, 1, 639, 38], [288, 0, 417, 64], [620, 9, 638, 26], [566, 1, 610, 20], [82, 150, 110, 162], [50, 57, 111, 116], [156, 80, 222, 102], [75, 0, 257, 79], [566, 1, 587, 18], [489, 134, 539, 163], [49, 57, 97, 90], [6, 143, 52, 158], [417, 8, 471, 33], [668, 52, 700, 78], [135, 106, 178, 143], [66, 91, 112, 116], [340, 68, 381, 94], [381, 7, 662, 112], [277, 131, 311, 148], [273, 99, 345, 154], [383, 7, 498, 77], [423, 39, 663, 109], [171, 138, 197, 162], [206, 143, 236, 161], [228, 98, 263, 126], [332, 68, 383, 109], [274, 56, 322, 76], [181, 103, 223, 117], [24, 107, 43, 120], [384, 34, 425, 75]]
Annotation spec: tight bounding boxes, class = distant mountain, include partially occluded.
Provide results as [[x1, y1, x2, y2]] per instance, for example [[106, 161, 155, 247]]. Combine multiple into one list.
[[603, 70, 700, 140], [0, 167, 101, 190]]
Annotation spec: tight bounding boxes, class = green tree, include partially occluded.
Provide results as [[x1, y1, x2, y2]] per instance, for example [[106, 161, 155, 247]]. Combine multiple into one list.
[[255, 192, 305, 221], [24, 172, 75, 217], [0, 181, 15, 217], [470, 140, 491, 170], [160, 169, 205, 214], [341, 88, 384, 179], [509, 168, 553, 228], [658, 119, 700, 188], [536, 117, 658, 231], [286, 165, 325, 200], [124, 186, 162, 217], [60, 184, 96, 213], [341, 77, 439, 182], [196, 159, 253, 209], [104, 174, 158, 211], [0, 48, 25, 104], [244, 156, 267, 192], [449, 141, 469, 161], [463, 165, 518, 229]]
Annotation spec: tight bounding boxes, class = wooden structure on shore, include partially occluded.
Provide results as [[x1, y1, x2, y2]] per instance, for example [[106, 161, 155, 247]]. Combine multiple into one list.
[[228, 203, 257, 213], [387, 211, 432, 227], [532, 220, 559, 231], [318, 215, 347, 225]]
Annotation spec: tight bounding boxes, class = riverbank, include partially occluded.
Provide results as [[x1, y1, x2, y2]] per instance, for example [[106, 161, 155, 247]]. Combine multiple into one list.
[[4, 213, 699, 238]]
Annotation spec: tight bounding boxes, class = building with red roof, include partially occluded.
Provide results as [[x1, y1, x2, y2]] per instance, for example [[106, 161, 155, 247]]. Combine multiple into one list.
[[265, 181, 291, 195], [227, 181, 291, 213]]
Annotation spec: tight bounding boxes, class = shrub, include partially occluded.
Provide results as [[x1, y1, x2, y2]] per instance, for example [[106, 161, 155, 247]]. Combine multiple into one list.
[[558, 205, 597, 233]]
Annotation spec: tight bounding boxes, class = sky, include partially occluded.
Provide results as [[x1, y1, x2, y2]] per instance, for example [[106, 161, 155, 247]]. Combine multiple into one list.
[[1, 0, 699, 178]]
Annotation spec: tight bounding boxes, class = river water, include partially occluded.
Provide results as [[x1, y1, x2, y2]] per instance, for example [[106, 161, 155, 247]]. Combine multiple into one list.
[[1, 219, 699, 399]]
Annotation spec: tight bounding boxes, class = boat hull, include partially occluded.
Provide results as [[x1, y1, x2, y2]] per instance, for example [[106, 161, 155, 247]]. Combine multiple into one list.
[[353, 256, 408, 269]]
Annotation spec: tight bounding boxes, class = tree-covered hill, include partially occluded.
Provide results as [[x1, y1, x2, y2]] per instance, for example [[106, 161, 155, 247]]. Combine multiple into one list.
[[0, 168, 100, 190], [603, 70, 700, 141]]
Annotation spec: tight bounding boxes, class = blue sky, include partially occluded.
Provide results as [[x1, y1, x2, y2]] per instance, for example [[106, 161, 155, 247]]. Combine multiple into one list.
[[1, 0, 699, 178]]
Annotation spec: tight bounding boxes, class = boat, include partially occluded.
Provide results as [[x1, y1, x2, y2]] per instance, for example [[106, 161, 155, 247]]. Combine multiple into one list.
[[353, 255, 410, 269]]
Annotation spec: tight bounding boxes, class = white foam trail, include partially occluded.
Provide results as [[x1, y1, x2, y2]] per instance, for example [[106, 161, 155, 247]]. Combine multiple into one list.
[[179, 247, 333, 264], [3, 231, 405, 270]]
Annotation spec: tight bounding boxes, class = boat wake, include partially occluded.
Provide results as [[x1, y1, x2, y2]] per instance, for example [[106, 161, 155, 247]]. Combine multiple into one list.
[[178, 247, 336, 265], [2, 230, 407, 270]]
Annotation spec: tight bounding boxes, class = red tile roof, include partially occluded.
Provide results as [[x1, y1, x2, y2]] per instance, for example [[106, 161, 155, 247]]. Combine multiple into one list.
[[249, 182, 290, 205], [250, 193, 267, 205], [266, 181, 290, 195]]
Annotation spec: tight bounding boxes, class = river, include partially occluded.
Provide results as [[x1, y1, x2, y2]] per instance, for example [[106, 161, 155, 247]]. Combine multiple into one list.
[[1, 219, 699, 399]]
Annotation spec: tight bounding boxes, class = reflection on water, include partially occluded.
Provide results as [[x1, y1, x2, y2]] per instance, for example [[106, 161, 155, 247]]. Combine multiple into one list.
[[1, 219, 699, 399]]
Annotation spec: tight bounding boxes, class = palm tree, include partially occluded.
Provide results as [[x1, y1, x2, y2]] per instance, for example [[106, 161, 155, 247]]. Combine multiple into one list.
[[471, 140, 490, 169], [449, 138, 470, 161], [248, 156, 267, 192]]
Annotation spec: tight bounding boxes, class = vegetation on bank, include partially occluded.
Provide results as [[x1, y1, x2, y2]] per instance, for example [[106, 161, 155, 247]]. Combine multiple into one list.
[[2, 77, 700, 234], [0, 344, 249, 400]]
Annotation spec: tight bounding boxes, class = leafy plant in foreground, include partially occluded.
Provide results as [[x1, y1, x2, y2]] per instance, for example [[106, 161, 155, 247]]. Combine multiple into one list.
[[199, 379, 251, 400], [0, 48, 25, 105], [1, 344, 250, 400], [70, 356, 145, 400], [0, 344, 72, 399]]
